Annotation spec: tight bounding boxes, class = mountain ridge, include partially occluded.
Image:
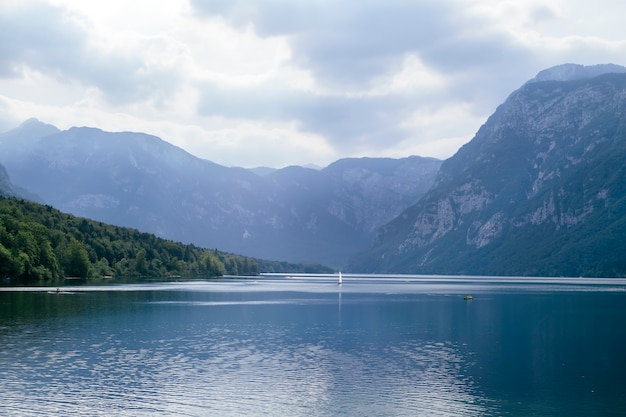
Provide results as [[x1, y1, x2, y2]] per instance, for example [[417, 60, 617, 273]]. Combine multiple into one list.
[[349, 65, 626, 277], [528, 63, 626, 83], [0, 121, 441, 267], [5, 63, 624, 275]]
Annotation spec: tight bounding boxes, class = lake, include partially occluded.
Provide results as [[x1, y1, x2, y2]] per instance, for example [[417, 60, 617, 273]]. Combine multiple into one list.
[[1, 275, 626, 416]]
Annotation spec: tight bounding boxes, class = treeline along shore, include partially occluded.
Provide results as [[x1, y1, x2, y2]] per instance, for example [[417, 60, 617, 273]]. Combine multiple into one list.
[[0, 197, 331, 284]]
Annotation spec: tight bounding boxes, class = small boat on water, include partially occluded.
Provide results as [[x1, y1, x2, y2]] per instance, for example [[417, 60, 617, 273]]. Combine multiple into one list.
[[47, 288, 76, 295], [463, 295, 473, 300], [338, 271, 343, 286]]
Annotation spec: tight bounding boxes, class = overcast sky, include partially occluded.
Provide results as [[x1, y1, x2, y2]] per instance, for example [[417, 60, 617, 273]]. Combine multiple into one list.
[[1, 0, 625, 168]]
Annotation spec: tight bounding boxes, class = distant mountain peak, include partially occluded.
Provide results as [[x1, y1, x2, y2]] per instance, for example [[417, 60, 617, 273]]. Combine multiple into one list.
[[20, 117, 42, 126], [528, 63, 626, 83], [0, 118, 59, 140], [17, 118, 59, 132], [0, 119, 60, 152]]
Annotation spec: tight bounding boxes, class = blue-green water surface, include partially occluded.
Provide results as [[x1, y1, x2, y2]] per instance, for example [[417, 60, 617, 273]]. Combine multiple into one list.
[[1, 275, 626, 416]]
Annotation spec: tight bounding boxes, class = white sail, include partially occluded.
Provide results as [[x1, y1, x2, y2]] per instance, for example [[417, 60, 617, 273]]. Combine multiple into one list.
[[338, 271, 343, 285]]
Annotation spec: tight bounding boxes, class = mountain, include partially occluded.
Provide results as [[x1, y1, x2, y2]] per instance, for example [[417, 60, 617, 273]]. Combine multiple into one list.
[[0, 163, 16, 197], [528, 63, 626, 83], [349, 64, 626, 277], [248, 166, 277, 177], [263, 156, 441, 264], [0, 122, 441, 267]]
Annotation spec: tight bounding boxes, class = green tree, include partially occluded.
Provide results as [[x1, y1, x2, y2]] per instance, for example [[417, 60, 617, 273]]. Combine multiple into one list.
[[0, 243, 23, 278], [202, 252, 226, 276], [134, 248, 148, 275], [63, 238, 91, 277], [94, 257, 112, 277]]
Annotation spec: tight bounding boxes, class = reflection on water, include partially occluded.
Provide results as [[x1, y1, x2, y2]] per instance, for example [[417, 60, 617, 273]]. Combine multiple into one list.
[[1, 277, 626, 416]]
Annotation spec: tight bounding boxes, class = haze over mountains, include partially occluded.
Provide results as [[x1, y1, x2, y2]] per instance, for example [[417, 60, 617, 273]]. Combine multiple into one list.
[[0, 123, 440, 267], [2, 63, 626, 276]]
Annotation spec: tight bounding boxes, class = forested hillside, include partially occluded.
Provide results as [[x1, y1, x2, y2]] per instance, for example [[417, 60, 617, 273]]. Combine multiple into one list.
[[0, 197, 329, 283]]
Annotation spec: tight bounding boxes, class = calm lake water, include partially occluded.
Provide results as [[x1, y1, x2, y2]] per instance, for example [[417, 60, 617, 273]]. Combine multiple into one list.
[[1, 275, 626, 416]]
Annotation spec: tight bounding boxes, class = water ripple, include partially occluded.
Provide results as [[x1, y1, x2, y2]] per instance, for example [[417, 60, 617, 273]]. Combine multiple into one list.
[[9, 280, 624, 416], [0, 317, 489, 416]]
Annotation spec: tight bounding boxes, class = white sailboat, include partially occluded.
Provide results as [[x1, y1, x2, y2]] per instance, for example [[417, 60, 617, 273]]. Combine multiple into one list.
[[338, 271, 343, 285]]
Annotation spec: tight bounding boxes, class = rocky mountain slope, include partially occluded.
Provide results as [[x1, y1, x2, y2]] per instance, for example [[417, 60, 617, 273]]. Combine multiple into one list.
[[0, 121, 441, 266], [0, 162, 16, 197], [349, 64, 626, 277]]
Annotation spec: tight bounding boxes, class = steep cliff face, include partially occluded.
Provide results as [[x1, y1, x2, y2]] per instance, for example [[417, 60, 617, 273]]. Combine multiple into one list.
[[0, 163, 16, 197], [304, 156, 440, 234], [351, 65, 626, 277]]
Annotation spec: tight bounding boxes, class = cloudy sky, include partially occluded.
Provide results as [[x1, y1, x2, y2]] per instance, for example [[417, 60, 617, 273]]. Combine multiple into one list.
[[1, 0, 625, 168]]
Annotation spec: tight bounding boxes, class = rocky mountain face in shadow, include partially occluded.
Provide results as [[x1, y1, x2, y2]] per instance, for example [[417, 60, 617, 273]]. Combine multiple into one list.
[[349, 64, 626, 277], [0, 120, 440, 267], [0, 162, 16, 197]]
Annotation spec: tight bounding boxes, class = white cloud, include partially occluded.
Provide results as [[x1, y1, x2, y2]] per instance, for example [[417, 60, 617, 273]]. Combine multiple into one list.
[[181, 118, 336, 168], [396, 102, 485, 159], [0, 0, 625, 167]]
